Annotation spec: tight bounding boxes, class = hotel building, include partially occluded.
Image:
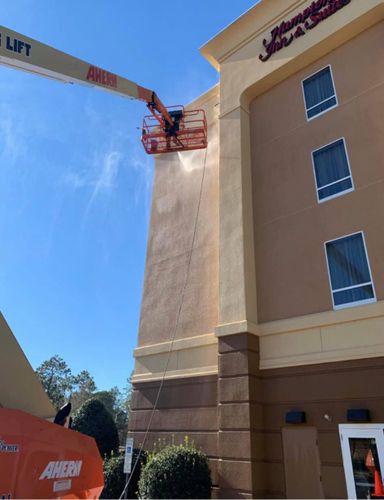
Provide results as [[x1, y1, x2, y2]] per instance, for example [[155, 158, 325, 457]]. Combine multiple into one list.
[[129, 1, 384, 497]]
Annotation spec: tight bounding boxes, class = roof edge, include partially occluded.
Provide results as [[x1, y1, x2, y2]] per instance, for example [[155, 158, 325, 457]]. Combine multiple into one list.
[[200, 0, 305, 69]]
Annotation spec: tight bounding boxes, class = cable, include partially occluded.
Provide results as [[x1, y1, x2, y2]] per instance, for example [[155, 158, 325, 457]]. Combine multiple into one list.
[[119, 144, 209, 499]]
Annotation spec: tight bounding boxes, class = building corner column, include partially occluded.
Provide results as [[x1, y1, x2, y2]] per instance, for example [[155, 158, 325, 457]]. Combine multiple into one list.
[[217, 92, 261, 497], [217, 332, 265, 498], [219, 104, 257, 327]]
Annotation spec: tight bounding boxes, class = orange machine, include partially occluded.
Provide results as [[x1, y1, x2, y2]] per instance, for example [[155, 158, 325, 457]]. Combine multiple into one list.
[[0, 25, 207, 155], [0, 408, 104, 499]]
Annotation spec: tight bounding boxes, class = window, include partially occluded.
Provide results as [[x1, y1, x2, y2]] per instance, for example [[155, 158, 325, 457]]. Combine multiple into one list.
[[302, 66, 337, 120], [312, 138, 353, 202], [325, 232, 375, 310]]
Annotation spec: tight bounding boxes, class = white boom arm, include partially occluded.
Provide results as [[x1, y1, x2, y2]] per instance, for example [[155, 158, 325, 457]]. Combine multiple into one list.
[[0, 25, 175, 125], [0, 25, 209, 155], [0, 25, 143, 98]]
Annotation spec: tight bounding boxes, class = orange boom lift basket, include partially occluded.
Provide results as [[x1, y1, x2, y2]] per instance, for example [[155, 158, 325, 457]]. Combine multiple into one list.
[[141, 105, 207, 155]]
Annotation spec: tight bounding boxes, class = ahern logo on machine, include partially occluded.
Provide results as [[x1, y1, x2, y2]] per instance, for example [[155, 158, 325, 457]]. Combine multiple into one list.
[[39, 460, 83, 480], [86, 65, 117, 88]]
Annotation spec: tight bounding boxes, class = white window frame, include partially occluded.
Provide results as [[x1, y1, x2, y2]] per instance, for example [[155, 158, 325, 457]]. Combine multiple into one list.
[[301, 65, 338, 121], [324, 231, 376, 310], [311, 137, 354, 203], [339, 424, 384, 499]]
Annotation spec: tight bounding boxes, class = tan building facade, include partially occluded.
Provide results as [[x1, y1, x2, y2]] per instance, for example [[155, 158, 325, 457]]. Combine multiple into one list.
[[129, 1, 384, 497]]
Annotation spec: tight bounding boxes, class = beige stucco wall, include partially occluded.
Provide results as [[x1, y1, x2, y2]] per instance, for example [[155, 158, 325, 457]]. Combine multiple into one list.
[[202, 0, 384, 339], [134, 0, 384, 379], [0, 312, 55, 418], [203, 0, 384, 369], [251, 20, 384, 322], [133, 87, 220, 382]]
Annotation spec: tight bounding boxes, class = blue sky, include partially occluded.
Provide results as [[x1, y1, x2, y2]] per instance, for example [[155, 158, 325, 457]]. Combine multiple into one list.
[[1, 0, 256, 392]]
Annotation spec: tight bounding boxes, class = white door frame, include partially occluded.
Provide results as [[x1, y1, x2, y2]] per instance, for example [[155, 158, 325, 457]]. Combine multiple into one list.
[[339, 424, 384, 499]]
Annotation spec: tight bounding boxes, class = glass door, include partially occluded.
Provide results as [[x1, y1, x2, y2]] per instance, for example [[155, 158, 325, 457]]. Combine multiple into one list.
[[339, 424, 384, 499]]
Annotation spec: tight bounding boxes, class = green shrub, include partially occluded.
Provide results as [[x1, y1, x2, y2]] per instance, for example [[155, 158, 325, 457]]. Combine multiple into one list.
[[72, 399, 119, 457], [101, 449, 147, 499], [138, 442, 211, 499]]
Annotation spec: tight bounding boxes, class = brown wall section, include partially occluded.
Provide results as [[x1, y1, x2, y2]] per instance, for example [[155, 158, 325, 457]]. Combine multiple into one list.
[[219, 334, 384, 499], [129, 375, 219, 493], [130, 333, 384, 499], [218, 333, 266, 499], [260, 356, 384, 499], [251, 21, 384, 323]]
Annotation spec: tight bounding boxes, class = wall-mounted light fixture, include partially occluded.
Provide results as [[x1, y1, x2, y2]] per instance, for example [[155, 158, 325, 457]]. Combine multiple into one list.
[[285, 411, 306, 424], [347, 409, 371, 422]]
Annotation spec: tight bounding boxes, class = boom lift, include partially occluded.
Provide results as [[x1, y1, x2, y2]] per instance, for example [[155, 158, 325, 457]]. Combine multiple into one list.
[[0, 25, 208, 154], [0, 24, 208, 499]]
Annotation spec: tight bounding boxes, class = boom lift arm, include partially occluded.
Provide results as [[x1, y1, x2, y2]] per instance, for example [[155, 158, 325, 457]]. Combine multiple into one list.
[[0, 25, 207, 154]]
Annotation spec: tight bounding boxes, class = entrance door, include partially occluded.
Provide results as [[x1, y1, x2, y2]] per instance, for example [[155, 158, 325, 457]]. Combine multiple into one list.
[[282, 427, 324, 499], [339, 424, 384, 499]]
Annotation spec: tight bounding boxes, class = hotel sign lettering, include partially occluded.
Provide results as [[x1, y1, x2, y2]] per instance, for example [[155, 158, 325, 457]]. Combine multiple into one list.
[[259, 0, 351, 62]]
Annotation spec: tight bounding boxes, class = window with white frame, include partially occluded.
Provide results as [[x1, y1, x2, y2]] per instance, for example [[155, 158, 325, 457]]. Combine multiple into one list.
[[302, 66, 337, 120], [312, 138, 353, 202], [325, 232, 375, 309]]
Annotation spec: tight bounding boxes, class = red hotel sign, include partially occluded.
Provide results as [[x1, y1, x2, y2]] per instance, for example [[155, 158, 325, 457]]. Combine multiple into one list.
[[259, 0, 351, 62]]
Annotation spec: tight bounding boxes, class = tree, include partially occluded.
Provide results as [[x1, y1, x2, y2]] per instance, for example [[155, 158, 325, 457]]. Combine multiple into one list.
[[71, 370, 97, 413], [92, 382, 132, 445], [35, 355, 74, 409], [72, 399, 119, 457], [115, 408, 128, 446], [92, 390, 117, 416], [74, 370, 97, 393], [121, 377, 132, 415], [35, 355, 129, 445], [116, 378, 132, 445]]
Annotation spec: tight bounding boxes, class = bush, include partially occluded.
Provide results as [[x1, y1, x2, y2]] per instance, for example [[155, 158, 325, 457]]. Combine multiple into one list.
[[101, 449, 147, 499], [72, 399, 119, 457], [138, 442, 211, 499]]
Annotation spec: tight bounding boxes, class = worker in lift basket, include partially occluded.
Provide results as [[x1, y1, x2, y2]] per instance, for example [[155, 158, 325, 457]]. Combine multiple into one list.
[[164, 113, 181, 151]]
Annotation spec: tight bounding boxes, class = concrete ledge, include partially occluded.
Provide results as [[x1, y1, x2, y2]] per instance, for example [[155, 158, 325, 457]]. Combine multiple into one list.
[[215, 321, 258, 337], [131, 365, 218, 384], [134, 333, 217, 357]]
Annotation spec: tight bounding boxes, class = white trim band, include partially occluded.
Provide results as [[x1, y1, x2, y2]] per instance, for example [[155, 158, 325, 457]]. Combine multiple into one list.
[[134, 333, 217, 358]]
